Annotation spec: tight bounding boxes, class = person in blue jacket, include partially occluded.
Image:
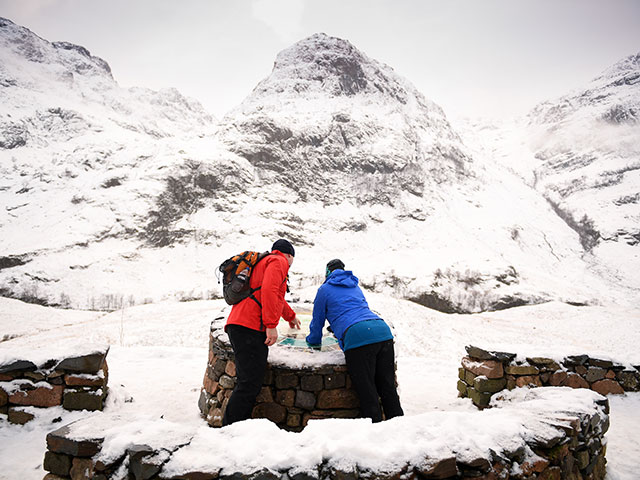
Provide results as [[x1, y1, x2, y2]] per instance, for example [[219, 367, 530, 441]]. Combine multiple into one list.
[[306, 258, 404, 422]]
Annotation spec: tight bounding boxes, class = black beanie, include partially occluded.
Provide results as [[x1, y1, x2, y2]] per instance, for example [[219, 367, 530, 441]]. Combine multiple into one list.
[[326, 258, 345, 276], [272, 239, 295, 257]]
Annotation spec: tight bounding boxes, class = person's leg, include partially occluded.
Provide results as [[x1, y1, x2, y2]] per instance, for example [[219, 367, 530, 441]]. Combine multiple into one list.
[[344, 342, 383, 423], [222, 324, 268, 426], [374, 339, 404, 419]]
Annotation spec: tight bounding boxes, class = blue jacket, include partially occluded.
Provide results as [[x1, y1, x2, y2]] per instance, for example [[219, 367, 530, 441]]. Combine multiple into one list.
[[306, 269, 382, 350]]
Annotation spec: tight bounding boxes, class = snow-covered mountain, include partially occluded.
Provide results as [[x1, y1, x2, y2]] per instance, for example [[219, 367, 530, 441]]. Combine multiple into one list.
[[217, 33, 472, 206], [0, 18, 637, 312]]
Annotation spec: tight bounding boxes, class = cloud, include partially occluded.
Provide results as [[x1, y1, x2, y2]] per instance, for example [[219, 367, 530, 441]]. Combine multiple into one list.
[[251, 0, 305, 42]]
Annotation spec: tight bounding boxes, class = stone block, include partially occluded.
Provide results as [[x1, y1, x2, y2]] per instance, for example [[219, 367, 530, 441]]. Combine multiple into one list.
[[252, 402, 287, 424], [467, 387, 492, 408], [276, 389, 295, 407], [295, 390, 316, 410], [9, 382, 64, 407], [316, 389, 359, 409], [70, 457, 95, 480], [458, 368, 465, 380], [224, 360, 236, 377], [207, 407, 223, 427], [585, 367, 606, 383], [255, 386, 273, 403], [300, 375, 323, 392], [564, 373, 590, 389], [24, 371, 46, 381], [461, 357, 503, 379], [56, 348, 109, 374], [464, 370, 477, 385], [456, 380, 468, 396], [589, 358, 613, 368], [324, 373, 346, 389], [538, 466, 561, 480], [415, 457, 458, 479], [575, 365, 588, 375], [605, 369, 616, 379], [465, 345, 516, 362], [218, 375, 235, 389], [526, 357, 561, 372], [43, 451, 72, 476], [47, 422, 103, 457], [505, 364, 539, 376], [575, 450, 589, 470], [549, 371, 568, 386], [128, 443, 161, 480], [616, 370, 639, 391], [63, 388, 106, 411], [287, 413, 302, 427], [0, 387, 6, 407], [64, 373, 105, 388], [563, 355, 588, 367], [8, 406, 35, 424], [515, 375, 542, 388], [213, 358, 227, 378], [591, 379, 624, 395], [43, 475, 68, 480], [275, 373, 299, 389], [473, 376, 507, 393], [0, 359, 37, 374], [203, 374, 219, 396]]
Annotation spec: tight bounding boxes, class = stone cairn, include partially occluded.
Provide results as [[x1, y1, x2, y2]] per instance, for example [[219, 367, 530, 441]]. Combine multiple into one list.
[[0, 346, 109, 424], [199, 322, 360, 431], [458, 344, 639, 411]]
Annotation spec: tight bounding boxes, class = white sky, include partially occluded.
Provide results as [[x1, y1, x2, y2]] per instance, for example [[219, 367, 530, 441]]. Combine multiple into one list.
[[1, 0, 639, 120]]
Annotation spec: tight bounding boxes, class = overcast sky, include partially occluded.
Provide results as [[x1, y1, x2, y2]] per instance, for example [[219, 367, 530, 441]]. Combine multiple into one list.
[[2, 0, 639, 120]]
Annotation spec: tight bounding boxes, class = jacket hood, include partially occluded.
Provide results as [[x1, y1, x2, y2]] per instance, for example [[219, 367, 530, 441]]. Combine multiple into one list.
[[325, 269, 359, 288]]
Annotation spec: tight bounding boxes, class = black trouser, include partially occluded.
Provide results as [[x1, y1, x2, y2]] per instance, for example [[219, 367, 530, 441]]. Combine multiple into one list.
[[222, 324, 268, 426], [344, 339, 404, 423]]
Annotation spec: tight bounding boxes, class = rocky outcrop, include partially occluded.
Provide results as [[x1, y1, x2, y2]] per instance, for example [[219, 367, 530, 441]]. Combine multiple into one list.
[[217, 33, 472, 206]]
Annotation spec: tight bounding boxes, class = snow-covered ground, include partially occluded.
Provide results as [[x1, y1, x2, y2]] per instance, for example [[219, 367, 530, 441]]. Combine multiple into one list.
[[0, 296, 638, 479]]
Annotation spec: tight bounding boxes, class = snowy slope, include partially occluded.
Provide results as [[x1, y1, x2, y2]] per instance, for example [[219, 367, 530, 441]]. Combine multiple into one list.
[[526, 53, 640, 287], [0, 19, 636, 312]]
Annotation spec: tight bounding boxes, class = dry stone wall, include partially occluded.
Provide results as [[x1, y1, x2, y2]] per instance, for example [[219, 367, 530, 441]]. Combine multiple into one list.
[[458, 345, 639, 410], [0, 346, 109, 424], [41, 388, 610, 480], [199, 329, 360, 431]]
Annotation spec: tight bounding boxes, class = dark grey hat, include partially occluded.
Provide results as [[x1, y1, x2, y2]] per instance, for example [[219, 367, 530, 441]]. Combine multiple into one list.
[[325, 258, 345, 276], [272, 239, 295, 256]]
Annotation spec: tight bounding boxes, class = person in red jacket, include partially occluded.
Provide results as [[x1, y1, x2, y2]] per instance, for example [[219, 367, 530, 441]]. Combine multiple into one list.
[[223, 239, 300, 425]]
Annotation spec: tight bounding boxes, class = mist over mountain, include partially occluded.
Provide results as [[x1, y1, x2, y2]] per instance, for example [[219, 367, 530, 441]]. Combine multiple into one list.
[[0, 17, 637, 313]]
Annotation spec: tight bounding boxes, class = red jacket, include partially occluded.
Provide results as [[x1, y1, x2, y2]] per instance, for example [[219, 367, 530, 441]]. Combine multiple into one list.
[[226, 250, 296, 331]]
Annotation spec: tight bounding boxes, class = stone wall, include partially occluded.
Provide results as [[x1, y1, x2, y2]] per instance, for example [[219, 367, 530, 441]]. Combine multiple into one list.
[[458, 344, 639, 409], [41, 388, 610, 480], [198, 330, 360, 431], [0, 346, 109, 424]]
